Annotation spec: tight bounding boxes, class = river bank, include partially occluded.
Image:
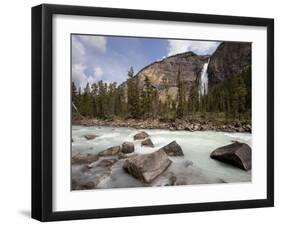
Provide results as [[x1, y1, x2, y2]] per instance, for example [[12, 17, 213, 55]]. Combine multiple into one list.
[[73, 117, 251, 133]]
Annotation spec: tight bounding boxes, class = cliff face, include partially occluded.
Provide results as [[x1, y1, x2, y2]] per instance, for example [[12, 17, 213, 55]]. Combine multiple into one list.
[[132, 52, 209, 101], [122, 41, 251, 102], [207, 42, 251, 86]]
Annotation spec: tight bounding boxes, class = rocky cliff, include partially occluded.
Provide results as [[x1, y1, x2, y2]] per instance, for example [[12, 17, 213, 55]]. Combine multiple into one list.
[[131, 52, 209, 101], [122, 41, 251, 101], [207, 42, 251, 86]]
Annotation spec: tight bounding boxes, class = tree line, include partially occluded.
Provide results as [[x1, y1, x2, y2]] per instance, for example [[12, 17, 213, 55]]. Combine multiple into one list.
[[72, 66, 251, 121]]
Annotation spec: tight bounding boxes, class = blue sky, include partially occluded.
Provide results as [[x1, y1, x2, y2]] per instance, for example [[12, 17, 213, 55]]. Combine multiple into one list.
[[72, 34, 220, 88]]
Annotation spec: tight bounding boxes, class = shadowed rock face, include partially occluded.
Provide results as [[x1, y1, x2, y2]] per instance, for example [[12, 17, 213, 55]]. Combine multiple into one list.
[[157, 141, 184, 156], [121, 142, 135, 153], [84, 134, 98, 140], [123, 52, 209, 101], [208, 42, 251, 86], [210, 142, 252, 170], [134, 131, 149, 140], [123, 150, 172, 183], [72, 153, 99, 164], [141, 138, 154, 147], [98, 145, 121, 156]]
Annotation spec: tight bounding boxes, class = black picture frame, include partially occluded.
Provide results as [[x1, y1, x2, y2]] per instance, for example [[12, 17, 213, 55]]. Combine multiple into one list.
[[32, 3, 274, 222]]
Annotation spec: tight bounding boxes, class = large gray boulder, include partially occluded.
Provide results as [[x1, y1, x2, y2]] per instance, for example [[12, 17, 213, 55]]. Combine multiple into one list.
[[72, 153, 99, 164], [141, 138, 154, 147], [121, 142, 135, 153], [210, 142, 252, 170], [134, 131, 149, 140], [123, 150, 171, 183], [98, 145, 121, 156], [84, 134, 98, 140], [158, 141, 184, 156]]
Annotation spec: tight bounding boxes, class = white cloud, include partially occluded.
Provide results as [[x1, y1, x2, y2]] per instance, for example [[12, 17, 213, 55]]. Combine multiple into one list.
[[72, 63, 105, 89], [93, 66, 103, 80], [72, 36, 85, 64], [78, 35, 107, 53], [72, 64, 94, 89], [167, 40, 220, 56], [71, 35, 107, 89]]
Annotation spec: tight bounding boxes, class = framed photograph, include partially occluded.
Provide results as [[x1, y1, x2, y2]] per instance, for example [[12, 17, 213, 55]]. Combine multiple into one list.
[[32, 4, 274, 221]]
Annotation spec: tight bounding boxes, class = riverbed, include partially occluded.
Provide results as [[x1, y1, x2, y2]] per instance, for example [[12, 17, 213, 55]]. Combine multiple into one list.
[[72, 125, 252, 190]]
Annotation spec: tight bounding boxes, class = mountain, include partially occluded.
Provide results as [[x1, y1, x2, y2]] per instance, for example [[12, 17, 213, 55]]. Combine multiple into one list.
[[208, 42, 251, 86], [124, 41, 251, 102], [73, 41, 252, 121], [129, 52, 209, 101]]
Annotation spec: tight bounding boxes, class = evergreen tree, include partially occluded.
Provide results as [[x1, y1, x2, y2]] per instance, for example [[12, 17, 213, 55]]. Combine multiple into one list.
[[176, 68, 185, 118], [126, 67, 140, 118], [187, 83, 199, 115]]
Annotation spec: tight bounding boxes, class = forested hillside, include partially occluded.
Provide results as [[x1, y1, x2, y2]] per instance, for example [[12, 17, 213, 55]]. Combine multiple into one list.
[[72, 41, 251, 123]]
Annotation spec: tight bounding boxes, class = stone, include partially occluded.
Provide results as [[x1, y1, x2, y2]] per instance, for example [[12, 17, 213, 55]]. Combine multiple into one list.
[[121, 142, 135, 153], [157, 141, 184, 156], [84, 134, 98, 140], [118, 152, 138, 160], [210, 141, 252, 170], [71, 153, 99, 164], [97, 159, 118, 167], [133, 131, 149, 140], [98, 146, 121, 156], [123, 150, 172, 183], [141, 138, 154, 147]]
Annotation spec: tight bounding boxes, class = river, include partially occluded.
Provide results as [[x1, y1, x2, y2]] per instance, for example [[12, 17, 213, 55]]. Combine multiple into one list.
[[72, 125, 252, 189]]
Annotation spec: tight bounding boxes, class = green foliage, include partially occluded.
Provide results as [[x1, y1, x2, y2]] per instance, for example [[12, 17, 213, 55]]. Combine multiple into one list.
[[127, 67, 140, 118], [139, 76, 158, 118], [193, 66, 251, 120], [71, 66, 251, 122], [176, 68, 186, 118]]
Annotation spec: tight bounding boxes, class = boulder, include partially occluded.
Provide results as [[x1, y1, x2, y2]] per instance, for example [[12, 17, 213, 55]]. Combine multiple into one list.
[[118, 152, 138, 160], [72, 179, 97, 190], [97, 159, 118, 167], [157, 141, 184, 156], [98, 145, 121, 156], [133, 131, 149, 140], [72, 153, 99, 164], [84, 134, 98, 140], [141, 138, 154, 147], [210, 142, 252, 170], [123, 150, 171, 183], [121, 142, 135, 153]]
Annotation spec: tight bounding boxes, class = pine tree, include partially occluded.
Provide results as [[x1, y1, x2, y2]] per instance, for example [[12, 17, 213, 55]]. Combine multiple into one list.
[[176, 68, 185, 118], [91, 83, 98, 117], [188, 83, 199, 116], [126, 67, 140, 118]]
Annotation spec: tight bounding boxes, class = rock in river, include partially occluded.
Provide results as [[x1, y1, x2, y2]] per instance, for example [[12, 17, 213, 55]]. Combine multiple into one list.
[[123, 150, 171, 183], [84, 134, 98, 140], [97, 158, 118, 167], [98, 145, 121, 156], [210, 141, 252, 170], [141, 138, 154, 147], [121, 142, 135, 153], [133, 131, 149, 140], [158, 141, 184, 156], [72, 153, 99, 164]]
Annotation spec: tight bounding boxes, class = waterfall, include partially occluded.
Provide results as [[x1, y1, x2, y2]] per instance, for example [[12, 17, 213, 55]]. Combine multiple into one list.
[[199, 58, 210, 97]]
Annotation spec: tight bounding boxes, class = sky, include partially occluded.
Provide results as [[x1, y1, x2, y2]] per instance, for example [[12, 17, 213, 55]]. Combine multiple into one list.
[[72, 34, 220, 89]]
